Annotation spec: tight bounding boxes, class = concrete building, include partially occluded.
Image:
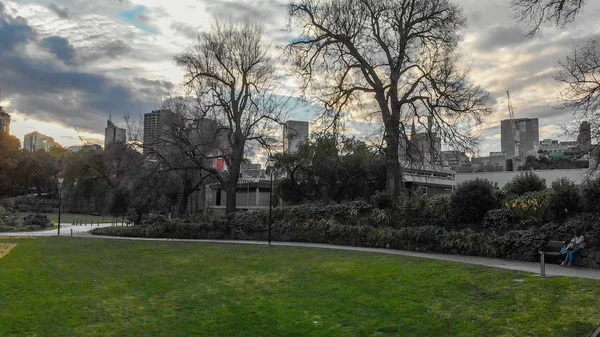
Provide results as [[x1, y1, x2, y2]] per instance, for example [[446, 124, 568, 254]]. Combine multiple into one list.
[[441, 151, 469, 167], [143, 110, 174, 155], [23, 131, 57, 151], [283, 120, 309, 154], [472, 152, 507, 171], [206, 180, 273, 212], [240, 163, 262, 180], [501, 118, 539, 158], [578, 121, 592, 148], [0, 108, 10, 134], [67, 144, 102, 153], [104, 118, 126, 149]]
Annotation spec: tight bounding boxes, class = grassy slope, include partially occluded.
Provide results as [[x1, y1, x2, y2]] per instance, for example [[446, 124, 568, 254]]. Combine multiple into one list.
[[0, 238, 598, 337]]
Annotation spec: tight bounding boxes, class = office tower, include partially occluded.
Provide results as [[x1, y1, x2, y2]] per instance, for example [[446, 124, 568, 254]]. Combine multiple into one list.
[[143, 110, 173, 155], [577, 121, 592, 148], [0, 107, 9, 134], [23, 131, 57, 151], [501, 118, 539, 158], [283, 120, 309, 154], [104, 118, 126, 149]]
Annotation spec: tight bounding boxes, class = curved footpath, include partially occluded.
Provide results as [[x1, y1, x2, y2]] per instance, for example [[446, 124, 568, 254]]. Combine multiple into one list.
[[3, 223, 600, 280]]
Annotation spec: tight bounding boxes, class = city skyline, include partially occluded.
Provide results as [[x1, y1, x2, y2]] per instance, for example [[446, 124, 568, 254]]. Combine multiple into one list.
[[1, 0, 600, 154]]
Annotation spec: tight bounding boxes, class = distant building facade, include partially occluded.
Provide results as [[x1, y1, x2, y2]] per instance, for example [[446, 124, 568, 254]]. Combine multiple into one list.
[[143, 110, 173, 155], [104, 118, 126, 149], [23, 131, 57, 151], [501, 118, 539, 158], [67, 144, 102, 153], [283, 120, 309, 154], [472, 152, 507, 171], [0, 107, 10, 134], [578, 121, 592, 148], [441, 151, 469, 167]]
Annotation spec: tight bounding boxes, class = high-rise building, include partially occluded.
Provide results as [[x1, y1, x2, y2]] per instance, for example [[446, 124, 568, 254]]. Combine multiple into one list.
[[501, 118, 539, 158], [23, 131, 57, 151], [104, 118, 126, 149], [0, 107, 10, 134], [143, 110, 174, 155], [577, 121, 592, 148], [283, 120, 309, 154]]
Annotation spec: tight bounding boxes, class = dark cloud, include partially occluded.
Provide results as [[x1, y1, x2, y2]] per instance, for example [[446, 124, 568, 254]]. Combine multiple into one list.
[[476, 25, 528, 51], [0, 4, 36, 53], [0, 5, 160, 134], [48, 3, 69, 19], [40, 36, 77, 65]]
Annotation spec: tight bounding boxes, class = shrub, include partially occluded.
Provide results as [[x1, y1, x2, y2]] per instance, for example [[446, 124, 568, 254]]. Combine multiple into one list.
[[425, 194, 451, 219], [581, 176, 600, 213], [371, 191, 393, 209], [483, 208, 519, 233], [505, 190, 550, 227], [547, 178, 581, 221], [8, 197, 58, 213], [504, 171, 546, 196], [448, 179, 496, 228], [21, 214, 53, 230]]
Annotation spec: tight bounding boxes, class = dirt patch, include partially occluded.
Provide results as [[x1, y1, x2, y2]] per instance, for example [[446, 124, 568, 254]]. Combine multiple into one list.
[[0, 243, 17, 260]]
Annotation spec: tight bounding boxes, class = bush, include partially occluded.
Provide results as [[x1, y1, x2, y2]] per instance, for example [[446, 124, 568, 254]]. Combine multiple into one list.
[[581, 176, 600, 213], [505, 190, 550, 227], [6, 197, 58, 213], [547, 178, 581, 221], [371, 191, 394, 209], [483, 208, 519, 233], [504, 171, 546, 196], [448, 179, 496, 228], [21, 214, 53, 230], [425, 194, 451, 219]]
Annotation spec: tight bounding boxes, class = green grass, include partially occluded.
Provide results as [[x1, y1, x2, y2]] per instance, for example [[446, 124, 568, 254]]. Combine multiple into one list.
[[16, 212, 118, 224], [0, 238, 599, 337]]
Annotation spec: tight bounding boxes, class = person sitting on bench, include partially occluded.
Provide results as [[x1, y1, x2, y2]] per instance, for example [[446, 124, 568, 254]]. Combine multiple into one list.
[[561, 233, 585, 267]]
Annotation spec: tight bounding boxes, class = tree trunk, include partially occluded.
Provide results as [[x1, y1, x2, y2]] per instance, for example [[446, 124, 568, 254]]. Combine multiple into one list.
[[176, 188, 190, 218], [383, 120, 402, 198], [225, 141, 244, 214]]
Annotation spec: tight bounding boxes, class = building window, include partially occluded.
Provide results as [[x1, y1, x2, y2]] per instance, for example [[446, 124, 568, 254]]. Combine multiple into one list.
[[421, 187, 428, 196], [216, 189, 222, 206]]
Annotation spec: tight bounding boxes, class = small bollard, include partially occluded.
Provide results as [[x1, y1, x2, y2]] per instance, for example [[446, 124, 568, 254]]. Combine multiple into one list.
[[70, 229, 73, 237]]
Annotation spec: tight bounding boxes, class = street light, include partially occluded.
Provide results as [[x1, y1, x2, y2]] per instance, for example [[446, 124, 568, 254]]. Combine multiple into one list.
[[57, 177, 64, 236], [266, 157, 275, 246]]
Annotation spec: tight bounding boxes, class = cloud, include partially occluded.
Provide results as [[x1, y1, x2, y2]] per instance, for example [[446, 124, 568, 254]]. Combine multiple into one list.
[[0, 3, 166, 134], [40, 36, 77, 65], [47, 3, 68, 19], [119, 5, 158, 34], [476, 25, 528, 51]]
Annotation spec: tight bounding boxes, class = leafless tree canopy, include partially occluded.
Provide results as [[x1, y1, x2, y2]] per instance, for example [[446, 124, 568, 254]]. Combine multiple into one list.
[[287, 0, 491, 196], [512, 0, 586, 36], [557, 40, 600, 166], [173, 20, 287, 213]]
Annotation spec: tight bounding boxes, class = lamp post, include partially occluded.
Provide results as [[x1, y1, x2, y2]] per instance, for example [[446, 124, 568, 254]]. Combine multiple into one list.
[[267, 158, 275, 246], [57, 177, 64, 236]]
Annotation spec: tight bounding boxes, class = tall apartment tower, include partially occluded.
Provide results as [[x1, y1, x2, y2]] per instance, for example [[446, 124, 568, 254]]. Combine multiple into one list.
[[283, 120, 309, 154], [501, 118, 539, 158], [0, 107, 10, 134], [143, 110, 173, 154], [577, 121, 592, 148], [104, 117, 126, 149], [23, 131, 56, 151]]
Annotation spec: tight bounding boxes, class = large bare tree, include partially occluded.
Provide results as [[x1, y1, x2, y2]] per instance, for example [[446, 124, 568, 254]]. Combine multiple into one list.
[[287, 0, 491, 197], [174, 20, 286, 213]]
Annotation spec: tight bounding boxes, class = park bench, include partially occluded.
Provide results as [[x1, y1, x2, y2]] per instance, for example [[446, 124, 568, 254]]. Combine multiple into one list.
[[538, 240, 565, 277]]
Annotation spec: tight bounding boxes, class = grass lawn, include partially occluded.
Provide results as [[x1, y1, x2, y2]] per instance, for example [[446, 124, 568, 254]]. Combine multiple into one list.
[[15, 212, 118, 224], [0, 238, 599, 337]]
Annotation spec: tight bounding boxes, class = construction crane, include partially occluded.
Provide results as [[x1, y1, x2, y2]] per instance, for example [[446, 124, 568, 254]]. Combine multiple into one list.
[[73, 127, 88, 146], [506, 91, 521, 157]]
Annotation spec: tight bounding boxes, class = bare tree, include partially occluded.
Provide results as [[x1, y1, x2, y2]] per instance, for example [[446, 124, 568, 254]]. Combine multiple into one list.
[[511, 0, 586, 36], [174, 20, 287, 213], [287, 0, 492, 198], [557, 40, 600, 167]]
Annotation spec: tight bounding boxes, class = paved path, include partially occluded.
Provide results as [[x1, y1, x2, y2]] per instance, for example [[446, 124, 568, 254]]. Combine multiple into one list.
[[3, 224, 600, 280]]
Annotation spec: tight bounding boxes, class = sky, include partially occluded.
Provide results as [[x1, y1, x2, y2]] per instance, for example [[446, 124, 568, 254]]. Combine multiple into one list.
[[1, 0, 600, 156]]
